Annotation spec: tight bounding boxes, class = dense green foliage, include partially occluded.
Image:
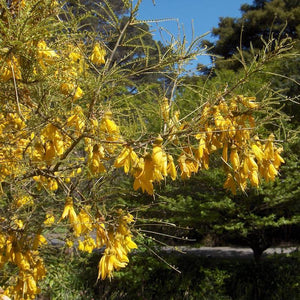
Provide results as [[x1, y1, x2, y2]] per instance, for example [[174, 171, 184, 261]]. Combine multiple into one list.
[[39, 248, 300, 300]]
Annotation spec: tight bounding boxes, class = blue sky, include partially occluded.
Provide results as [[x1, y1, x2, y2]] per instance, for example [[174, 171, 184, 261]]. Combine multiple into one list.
[[136, 0, 253, 70]]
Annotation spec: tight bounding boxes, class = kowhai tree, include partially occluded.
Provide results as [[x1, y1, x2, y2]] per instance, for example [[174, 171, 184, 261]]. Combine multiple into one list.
[[0, 0, 292, 299]]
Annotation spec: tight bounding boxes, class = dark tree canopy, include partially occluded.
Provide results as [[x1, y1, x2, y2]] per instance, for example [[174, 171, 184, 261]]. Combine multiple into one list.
[[205, 0, 300, 59]]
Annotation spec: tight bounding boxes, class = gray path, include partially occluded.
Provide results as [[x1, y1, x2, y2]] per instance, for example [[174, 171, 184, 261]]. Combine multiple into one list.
[[49, 236, 298, 258], [161, 246, 298, 258]]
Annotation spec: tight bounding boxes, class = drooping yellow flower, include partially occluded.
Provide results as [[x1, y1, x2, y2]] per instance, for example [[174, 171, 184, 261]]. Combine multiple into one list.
[[37, 40, 59, 67], [87, 144, 106, 175], [1, 55, 22, 82], [251, 137, 264, 161], [223, 173, 237, 194], [114, 146, 138, 174], [61, 83, 84, 101], [96, 222, 106, 248], [98, 251, 117, 280], [167, 154, 177, 180], [60, 197, 76, 220], [14, 252, 30, 271], [222, 142, 228, 163], [60, 197, 81, 236], [78, 207, 93, 234], [228, 125, 236, 139], [90, 43, 106, 65], [152, 136, 167, 178], [132, 155, 155, 195], [196, 133, 206, 159], [78, 236, 96, 253], [61, 82, 74, 95], [26, 275, 38, 295], [264, 134, 275, 160], [74, 86, 84, 101], [178, 151, 198, 179], [161, 97, 170, 122], [100, 111, 119, 135], [67, 106, 85, 136], [230, 145, 240, 171], [123, 235, 138, 252], [273, 147, 285, 169], [249, 170, 259, 187], [267, 163, 278, 181], [69, 51, 82, 63], [213, 106, 226, 129], [243, 155, 258, 174]]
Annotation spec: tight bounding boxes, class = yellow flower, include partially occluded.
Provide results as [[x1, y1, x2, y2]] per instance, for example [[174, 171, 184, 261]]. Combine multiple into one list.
[[78, 208, 93, 234], [67, 106, 85, 135], [178, 149, 199, 179], [152, 136, 167, 177], [267, 163, 278, 181], [230, 145, 240, 171], [124, 236, 137, 252], [133, 154, 155, 194], [88, 144, 106, 175], [73, 86, 84, 101], [33, 234, 47, 249], [60, 198, 81, 236], [44, 213, 55, 226], [114, 146, 138, 174], [222, 142, 228, 163], [0, 56, 22, 81], [96, 223, 106, 248], [167, 155, 177, 180], [66, 239, 74, 248], [69, 51, 82, 63], [61, 82, 74, 95], [26, 275, 38, 295], [161, 97, 170, 122], [100, 111, 119, 135], [264, 134, 275, 160], [78, 236, 96, 253], [90, 43, 106, 65], [14, 252, 30, 271], [251, 140, 264, 161], [13, 218, 24, 229], [61, 83, 83, 100], [98, 249, 127, 280], [14, 195, 34, 208], [249, 171, 259, 187], [223, 173, 237, 194], [273, 148, 285, 169], [37, 40, 59, 66]]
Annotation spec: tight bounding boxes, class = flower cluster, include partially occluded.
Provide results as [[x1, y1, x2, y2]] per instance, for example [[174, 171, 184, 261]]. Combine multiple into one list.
[[113, 96, 284, 195], [98, 210, 137, 280], [59, 199, 137, 280], [0, 230, 46, 299]]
